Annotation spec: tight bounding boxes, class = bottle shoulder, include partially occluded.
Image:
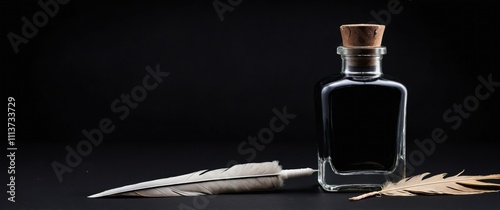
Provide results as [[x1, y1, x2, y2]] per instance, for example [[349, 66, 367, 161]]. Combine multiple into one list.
[[317, 74, 407, 93]]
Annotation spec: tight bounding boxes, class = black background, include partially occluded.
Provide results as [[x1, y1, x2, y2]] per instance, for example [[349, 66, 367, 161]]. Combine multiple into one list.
[[2, 0, 500, 209]]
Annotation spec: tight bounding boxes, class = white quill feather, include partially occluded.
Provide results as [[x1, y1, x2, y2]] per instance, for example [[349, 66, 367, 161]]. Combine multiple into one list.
[[88, 161, 316, 198]]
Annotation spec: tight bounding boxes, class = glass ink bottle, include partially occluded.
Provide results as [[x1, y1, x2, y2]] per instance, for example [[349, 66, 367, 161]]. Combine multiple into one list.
[[315, 24, 407, 192]]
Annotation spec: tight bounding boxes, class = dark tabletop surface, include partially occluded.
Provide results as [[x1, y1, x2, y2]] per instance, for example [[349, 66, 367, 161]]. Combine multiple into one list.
[[3, 138, 499, 210]]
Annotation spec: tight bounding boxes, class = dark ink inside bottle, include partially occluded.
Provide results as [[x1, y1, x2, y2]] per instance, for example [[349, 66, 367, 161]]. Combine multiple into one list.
[[329, 84, 401, 172]]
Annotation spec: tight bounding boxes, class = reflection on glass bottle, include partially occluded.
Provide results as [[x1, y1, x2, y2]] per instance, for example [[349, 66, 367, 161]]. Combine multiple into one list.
[[315, 24, 407, 192]]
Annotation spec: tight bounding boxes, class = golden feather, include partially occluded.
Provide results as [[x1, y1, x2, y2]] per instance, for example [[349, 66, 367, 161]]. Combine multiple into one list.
[[350, 171, 500, 201]]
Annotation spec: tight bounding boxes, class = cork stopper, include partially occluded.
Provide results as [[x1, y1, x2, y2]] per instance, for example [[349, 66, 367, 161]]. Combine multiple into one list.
[[340, 24, 385, 47]]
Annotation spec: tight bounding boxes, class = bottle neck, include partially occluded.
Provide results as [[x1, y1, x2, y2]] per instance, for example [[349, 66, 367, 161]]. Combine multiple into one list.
[[337, 46, 386, 78]]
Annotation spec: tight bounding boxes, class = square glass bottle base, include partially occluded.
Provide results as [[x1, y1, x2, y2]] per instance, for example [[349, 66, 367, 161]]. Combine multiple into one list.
[[318, 157, 405, 192]]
